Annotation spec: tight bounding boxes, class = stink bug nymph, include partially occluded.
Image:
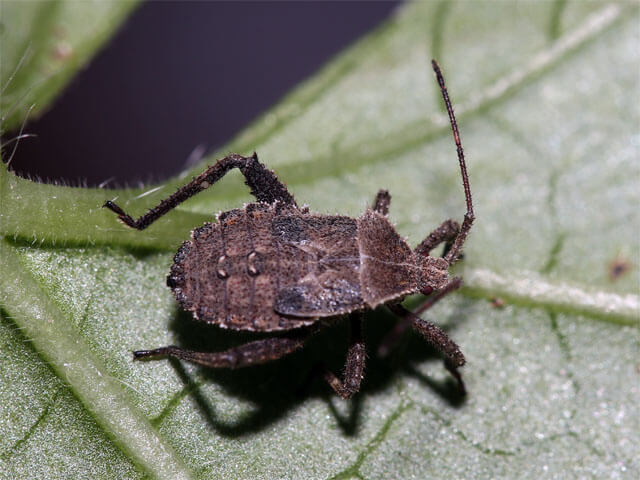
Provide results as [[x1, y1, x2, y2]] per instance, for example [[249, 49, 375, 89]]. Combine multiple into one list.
[[104, 60, 474, 398]]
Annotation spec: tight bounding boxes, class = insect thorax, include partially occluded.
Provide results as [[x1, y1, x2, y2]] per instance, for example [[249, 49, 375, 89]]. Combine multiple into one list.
[[356, 209, 420, 308]]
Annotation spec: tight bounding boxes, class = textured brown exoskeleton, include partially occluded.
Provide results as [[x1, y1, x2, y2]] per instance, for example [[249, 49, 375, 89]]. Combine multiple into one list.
[[104, 60, 474, 398]]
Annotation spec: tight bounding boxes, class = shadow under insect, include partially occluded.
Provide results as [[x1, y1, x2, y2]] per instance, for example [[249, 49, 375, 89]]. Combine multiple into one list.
[[147, 297, 471, 438]]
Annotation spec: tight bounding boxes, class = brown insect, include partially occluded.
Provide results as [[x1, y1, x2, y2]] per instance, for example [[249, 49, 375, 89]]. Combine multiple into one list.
[[104, 60, 474, 398]]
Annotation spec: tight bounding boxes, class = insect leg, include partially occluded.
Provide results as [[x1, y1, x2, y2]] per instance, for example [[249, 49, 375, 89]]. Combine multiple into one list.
[[413, 277, 462, 315], [371, 189, 391, 216], [103, 152, 296, 230], [414, 219, 460, 259], [387, 302, 466, 394], [378, 278, 462, 357], [239, 152, 297, 206], [320, 312, 366, 399], [133, 332, 309, 368]]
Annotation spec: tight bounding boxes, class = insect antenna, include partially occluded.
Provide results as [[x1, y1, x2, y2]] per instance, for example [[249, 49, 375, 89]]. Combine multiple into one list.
[[431, 59, 474, 264]]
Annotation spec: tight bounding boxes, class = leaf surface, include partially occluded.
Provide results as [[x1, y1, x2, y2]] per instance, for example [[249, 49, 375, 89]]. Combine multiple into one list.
[[0, 0, 138, 132], [1, 2, 638, 479]]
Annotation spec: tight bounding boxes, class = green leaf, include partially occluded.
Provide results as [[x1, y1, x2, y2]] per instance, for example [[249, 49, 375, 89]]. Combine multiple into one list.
[[0, 0, 139, 132], [1, 2, 638, 479]]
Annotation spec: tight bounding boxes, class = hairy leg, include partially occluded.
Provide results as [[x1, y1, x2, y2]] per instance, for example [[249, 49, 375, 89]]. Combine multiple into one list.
[[387, 302, 466, 394], [414, 219, 460, 258], [133, 332, 309, 369], [321, 313, 366, 399], [372, 189, 391, 216], [104, 152, 296, 230], [378, 277, 462, 357]]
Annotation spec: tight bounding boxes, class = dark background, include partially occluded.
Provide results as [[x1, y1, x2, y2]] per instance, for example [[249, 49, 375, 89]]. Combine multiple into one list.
[[6, 1, 402, 187]]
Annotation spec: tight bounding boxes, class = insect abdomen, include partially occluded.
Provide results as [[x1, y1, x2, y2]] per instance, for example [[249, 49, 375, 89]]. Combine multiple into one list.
[[168, 203, 315, 331]]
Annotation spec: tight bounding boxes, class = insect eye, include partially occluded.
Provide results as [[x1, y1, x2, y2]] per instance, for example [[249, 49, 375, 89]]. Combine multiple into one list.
[[420, 286, 433, 296]]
